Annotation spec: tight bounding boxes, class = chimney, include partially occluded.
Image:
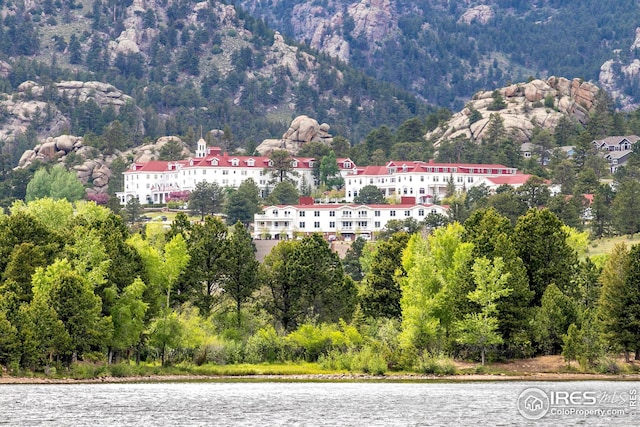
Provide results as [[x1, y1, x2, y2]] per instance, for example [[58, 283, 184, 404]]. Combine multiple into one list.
[[299, 196, 314, 205]]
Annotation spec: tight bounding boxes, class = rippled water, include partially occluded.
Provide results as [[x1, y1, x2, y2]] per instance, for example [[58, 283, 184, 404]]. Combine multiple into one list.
[[0, 381, 638, 426]]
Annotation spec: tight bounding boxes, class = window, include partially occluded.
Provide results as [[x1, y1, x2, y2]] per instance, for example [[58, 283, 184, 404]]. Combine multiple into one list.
[[299, 222, 305, 228], [418, 209, 424, 216], [374, 221, 381, 228], [299, 211, 305, 217], [405, 210, 411, 217], [247, 159, 255, 166], [329, 211, 335, 217], [273, 210, 278, 216], [314, 211, 320, 217], [467, 177, 474, 183], [274, 222, 279, 227], [342, 221, 353, 228], [390, 210, 396, 217], [374, 210, 381, 217], [222, 170, 229, 175], [357, 221, 368, 228], [314, 221, 320, 228], [329, 221, 335, 228]]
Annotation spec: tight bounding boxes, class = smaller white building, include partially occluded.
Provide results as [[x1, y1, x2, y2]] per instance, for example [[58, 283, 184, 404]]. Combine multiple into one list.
[[253, 199, 448, 241]]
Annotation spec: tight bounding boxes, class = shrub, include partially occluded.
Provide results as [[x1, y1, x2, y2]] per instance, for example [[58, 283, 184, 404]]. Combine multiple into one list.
[[287, 324, 333, 362], [318, 349, 353, 371], [109, 362, 135, 378], [596, 358, 621, 375], [350, 346, 387, 375], [196, 339, 244, 365], [245, 326, 286, 363], [416, 351, 457, 375]]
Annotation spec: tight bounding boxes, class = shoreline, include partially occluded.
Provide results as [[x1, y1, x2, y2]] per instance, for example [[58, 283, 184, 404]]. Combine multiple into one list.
[[2, 372, 640, 384]]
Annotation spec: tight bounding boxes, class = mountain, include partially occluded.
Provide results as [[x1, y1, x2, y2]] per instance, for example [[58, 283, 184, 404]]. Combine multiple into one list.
[[239, 0, 640, 110], [0, 0, 426, 171]]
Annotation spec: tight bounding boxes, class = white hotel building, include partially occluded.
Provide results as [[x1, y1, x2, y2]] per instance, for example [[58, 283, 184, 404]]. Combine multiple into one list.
[[253, 199, 449, 241], [343, 160, 530, 203], [117, 139, 356, 204]]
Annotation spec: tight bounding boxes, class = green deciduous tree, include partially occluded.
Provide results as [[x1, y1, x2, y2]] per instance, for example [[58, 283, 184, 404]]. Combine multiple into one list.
[[31, 259, 112, 363], [455, 257, 512, 365], [25, 165, 85, 203], [398, 223, 475, 365]]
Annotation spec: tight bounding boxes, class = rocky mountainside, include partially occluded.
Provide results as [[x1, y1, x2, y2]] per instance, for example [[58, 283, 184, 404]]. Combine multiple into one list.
[[426, 77, 600, 146], [240, 0, 640, 110], [0, 0, 423, 168]]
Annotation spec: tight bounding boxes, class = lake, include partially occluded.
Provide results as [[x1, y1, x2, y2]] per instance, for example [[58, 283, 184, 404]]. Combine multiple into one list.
[[0, 381, 638, 426]]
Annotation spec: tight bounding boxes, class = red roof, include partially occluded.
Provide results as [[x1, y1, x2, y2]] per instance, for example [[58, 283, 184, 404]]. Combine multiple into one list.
[[351, 160, 515, 176], [129, 153, 355, 171], [126, 160, 188, 172], [482, 174, 534, 186], [263, 203, 445, 210]]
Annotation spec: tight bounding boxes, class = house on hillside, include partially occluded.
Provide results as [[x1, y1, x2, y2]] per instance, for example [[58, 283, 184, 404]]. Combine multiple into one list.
[[593, 135, 639, 174]]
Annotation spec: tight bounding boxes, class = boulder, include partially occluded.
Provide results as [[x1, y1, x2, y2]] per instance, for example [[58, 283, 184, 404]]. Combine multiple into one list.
[[55, 135, 78, 152], [257, 115, 334, 155], [38, 142, 58, 159]]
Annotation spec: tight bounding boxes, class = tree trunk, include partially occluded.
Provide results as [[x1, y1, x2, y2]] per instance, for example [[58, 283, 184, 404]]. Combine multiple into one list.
[[624, 350, 630, 363], [635, 348, 640, 360], [481, 348, 485, 366]]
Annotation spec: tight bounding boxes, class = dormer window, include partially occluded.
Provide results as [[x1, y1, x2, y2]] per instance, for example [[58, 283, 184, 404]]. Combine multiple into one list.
[[247, 158, 255, 166], [132, 164, 137, 171], [309, 160, 315, 167], [268, 160, 274, 167], [292, 160, 298, 167], [344, 161, 351, 168], [211, 158, 218, 166], [189, 160, 194, 166], [231, 158, 239, 166]]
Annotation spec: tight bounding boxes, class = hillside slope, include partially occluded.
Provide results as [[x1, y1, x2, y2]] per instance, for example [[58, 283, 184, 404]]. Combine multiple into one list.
[[0, 0, 425, 168], [240, 0, 640, 109]]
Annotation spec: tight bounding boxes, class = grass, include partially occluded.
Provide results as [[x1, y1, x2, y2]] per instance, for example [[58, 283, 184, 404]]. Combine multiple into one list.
[[55, 361, 341, 380], [587, 234, 640, 258]]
